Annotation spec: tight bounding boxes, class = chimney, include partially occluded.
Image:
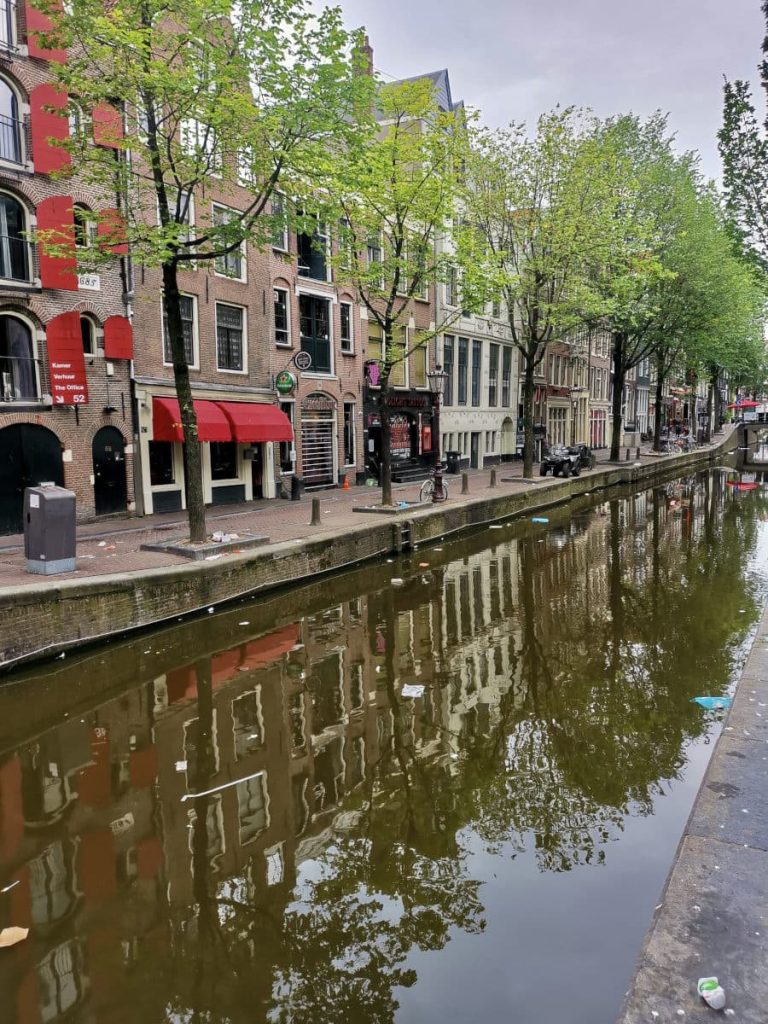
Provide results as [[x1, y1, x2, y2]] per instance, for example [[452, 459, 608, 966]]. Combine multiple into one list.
[[359, 33, 374, 77]]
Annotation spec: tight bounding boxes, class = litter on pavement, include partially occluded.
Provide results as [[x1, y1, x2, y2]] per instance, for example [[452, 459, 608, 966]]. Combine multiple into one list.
[[697, 977, 726, 1010]]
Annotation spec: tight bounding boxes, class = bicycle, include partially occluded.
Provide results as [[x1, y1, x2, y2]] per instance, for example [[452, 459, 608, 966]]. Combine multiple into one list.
[[419, 466, 449, 503]]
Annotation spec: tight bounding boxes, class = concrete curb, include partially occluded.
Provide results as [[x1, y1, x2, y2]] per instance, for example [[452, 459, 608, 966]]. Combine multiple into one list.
[[616, 602, 768, 1022], [0, 432, 740, 670]]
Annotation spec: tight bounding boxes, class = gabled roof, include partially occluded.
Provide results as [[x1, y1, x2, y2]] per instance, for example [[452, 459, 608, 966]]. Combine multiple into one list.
[[385, 68, 462, 114]]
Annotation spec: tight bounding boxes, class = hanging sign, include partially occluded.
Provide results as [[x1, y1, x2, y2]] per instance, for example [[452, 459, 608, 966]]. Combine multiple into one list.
[[47, 312, 89, 406], [275, 370, 297, 395], [293, 351, 312, 371]]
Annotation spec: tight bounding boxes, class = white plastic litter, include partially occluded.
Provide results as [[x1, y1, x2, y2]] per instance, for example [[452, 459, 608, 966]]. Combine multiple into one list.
[[697, 977, 726, 1010], [391, 578, 404, 586], [401, 684, 425, 698]]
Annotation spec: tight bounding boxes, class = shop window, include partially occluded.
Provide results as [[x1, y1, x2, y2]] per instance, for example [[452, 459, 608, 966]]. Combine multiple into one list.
[[210, 441, 238, 480], [215, 302, 244, 372], [278, 400, 294, 472], [0, 76, 22, 164], [299, 294, 330, 374], [0, 313, 37, 400], [0, 192, 30, 281], [148, 441, 175, 485], [274, 287, 290, 347], [340, 301, 353, 353], [343, 400, 355, 466]]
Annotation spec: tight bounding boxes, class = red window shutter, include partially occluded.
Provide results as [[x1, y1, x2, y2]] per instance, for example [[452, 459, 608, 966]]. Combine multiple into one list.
[[97, 208, 128, 255], [92, 104, 123, 148], [25, 1, 66, 63], [29, 83, 70, 174], [46, 311, 89, 406], [103, 316, 133, 360], [37, 195, 78, 290]]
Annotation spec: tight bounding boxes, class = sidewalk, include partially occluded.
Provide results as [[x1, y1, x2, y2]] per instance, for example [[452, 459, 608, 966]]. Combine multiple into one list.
[[0, 442, 724, 592]]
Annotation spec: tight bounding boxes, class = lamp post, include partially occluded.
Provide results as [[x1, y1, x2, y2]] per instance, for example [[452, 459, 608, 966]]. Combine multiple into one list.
[[427, 365, 449, 502]]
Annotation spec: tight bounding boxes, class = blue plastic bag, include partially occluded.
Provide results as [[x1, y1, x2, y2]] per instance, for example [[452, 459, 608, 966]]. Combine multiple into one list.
[[691, 696, 732, 711]]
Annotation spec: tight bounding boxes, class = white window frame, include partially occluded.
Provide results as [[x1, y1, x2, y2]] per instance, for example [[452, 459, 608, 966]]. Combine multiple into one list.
[[215, 300, 248, 375], [274, 286, 291, 348], [271, 192, 289, 251], [212, 203, 246, 283], [390, 326, 409, 390], [339, 300, 353, 354], [180, 117, 221, 173], [411, 338, 428, 390], [0, 76, 24, 167], [162, 292, 199, 370]]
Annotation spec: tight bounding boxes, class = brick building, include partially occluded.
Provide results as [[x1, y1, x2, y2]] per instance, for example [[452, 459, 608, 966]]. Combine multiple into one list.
[[0, 4, 134, 534]]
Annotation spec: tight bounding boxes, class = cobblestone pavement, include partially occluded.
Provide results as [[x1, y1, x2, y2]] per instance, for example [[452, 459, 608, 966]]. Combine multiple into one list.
[[0, 442, 723, 591]]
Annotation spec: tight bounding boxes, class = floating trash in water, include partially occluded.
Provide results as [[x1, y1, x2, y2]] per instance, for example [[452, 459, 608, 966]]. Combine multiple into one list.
[[0, 880, 19, 894], [401, 684, 425, 699], [692, 696, 732, 711], [489, 525, 503, 530], [531, 517, 549, 524], [0, 927, 28, 948], [697, 977, 726, 1011], [391, 578, 404, 586]]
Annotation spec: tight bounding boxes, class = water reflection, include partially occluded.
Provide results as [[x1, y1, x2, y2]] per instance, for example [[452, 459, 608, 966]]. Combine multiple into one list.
[[0, 469, 766, 1023]]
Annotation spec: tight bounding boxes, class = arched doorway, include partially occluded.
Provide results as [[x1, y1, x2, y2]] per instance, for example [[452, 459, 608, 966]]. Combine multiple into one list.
[[0, 424, 64, 534], [92, 426, 127, 515], [501, 417, 515, 460]]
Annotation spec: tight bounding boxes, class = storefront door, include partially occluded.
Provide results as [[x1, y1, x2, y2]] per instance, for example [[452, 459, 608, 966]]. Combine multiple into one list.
[[301, 394, 336, 487]]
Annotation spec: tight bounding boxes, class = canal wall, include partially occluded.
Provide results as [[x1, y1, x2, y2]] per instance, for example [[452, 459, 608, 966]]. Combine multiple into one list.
[[0, 431, 741, 670], [616, 601, 768, 1023]]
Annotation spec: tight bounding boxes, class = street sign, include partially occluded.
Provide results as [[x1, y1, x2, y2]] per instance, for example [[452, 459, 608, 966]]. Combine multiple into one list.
[[294, 351, 312, 371], [275, 370, 297, 395]]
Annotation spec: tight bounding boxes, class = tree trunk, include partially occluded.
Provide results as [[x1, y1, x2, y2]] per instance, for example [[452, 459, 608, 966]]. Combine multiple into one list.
[[379, 376, 393, 506], [609, 333, 625, 462], [706, 365, 719, 441], [163, 262, 207, 542], [522, 355, 536, 479], [653, 354, 664, 452]]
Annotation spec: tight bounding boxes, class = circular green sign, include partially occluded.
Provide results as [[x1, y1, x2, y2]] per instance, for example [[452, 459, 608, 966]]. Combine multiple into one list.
[[275, 370, 297, 395]]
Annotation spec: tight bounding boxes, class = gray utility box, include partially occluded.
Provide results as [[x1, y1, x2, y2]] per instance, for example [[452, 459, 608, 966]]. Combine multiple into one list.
[[24, 485, 76, 575]]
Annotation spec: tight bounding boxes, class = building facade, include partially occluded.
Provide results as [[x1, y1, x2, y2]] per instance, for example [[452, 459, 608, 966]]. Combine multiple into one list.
[[0, 7, 135, 534]]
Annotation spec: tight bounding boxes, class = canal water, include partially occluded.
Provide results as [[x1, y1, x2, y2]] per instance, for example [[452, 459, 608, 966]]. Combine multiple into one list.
[[0, 467, 767, 1024]]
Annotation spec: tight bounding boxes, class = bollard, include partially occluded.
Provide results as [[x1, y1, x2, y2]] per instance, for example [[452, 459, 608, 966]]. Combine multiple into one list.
[[625, 448, 631, 461], [636, 446, 641, 460], [310, 497, 321, 526], [461, 472, 469, 495], [490, 468, 497, 488]]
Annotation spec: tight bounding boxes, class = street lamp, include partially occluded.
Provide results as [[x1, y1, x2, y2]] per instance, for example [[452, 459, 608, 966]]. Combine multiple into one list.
[[427, 365, 449, 502]]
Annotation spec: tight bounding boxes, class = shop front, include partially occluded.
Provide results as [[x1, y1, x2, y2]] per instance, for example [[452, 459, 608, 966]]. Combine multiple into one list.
[[363, 387, 435, 481], [138, 392, 293, 514], [300, 392, 338, 488]]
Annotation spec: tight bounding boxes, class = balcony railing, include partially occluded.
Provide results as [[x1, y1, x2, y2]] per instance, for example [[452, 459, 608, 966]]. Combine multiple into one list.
[[0, 113, 22, 164], [0, 234, 33, 283]]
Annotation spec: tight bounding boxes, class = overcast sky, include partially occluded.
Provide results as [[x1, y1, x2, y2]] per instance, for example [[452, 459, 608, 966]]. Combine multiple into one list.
[[335, 0, 764, 180]]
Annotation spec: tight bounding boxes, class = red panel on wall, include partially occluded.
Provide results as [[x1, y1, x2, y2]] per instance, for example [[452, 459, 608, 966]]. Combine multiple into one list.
[[29, 83, 70, 174], [97, 208, 129, 255], [92, 103, 123, 148], [46, 311, 89, 406], [37, 195, 77, 290], [25, 0, 66, 62], [103, 315, 133, 360]]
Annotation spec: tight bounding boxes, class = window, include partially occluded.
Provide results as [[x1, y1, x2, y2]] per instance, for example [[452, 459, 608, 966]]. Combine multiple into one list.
[[232, 690, 263, 759], [73, 203, 96, 250], [0, 78, 21, 164], [457, 337, 468, 405], [0, 1, 15, 49], [274, 287, 290, 347], [412, 341, 427, 388], [501, 346, 514, 405], [80, 316, 96, 355], [237, 774, 267, 846], [442, 335, 454, 406], [176, 189, 194, 249], [299, 294, 330, 373], [489, 343, 499, 407], [270, 193, 289, 251], [492, 297, 501, 319], [149, 441, 175, 485], [446, 266, 458, 306], [162, 294, 196, 366], [0, 195, 31, 280], [390, 327, 406, 388], [343, 401, 355, 465], [216, 303, 244, 372], [340, 302, 353, 353], [366, 233, 382, 284], [278, 401, 294, 472], [180, 118, 220, 170], [338, 216, 354, 270], [210, 441, 238, 480], [0, 314, 37, 400], [471, 339, 482, 407], [368, 320, 382, 365], [213, 206, 244, 280], [297, 215, 328, 281], [237, 144, 255, 187]]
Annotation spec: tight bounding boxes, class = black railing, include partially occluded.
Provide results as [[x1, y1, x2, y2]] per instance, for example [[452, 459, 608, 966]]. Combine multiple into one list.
[[0, 113, 22, 164], [0, 234, 33, 283]]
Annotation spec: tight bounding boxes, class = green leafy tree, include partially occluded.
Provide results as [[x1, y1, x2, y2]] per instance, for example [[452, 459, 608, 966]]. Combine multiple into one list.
[[45, 0, 371, 541], [467, 110, 615, 477], [328, 78, 480, 505]]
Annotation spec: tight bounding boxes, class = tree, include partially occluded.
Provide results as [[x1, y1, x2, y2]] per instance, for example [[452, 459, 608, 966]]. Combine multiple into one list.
[[45, 0, 371, 541], [467, 110, 615, 478], [328, 77, 480, 506]]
